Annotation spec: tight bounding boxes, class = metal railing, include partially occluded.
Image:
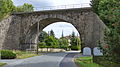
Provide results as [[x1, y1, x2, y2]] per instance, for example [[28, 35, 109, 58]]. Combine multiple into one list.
[[34, 3, 91, 11]]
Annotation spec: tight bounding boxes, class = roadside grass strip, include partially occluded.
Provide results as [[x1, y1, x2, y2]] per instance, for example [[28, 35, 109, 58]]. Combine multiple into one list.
[[0, 63, 6, 67], [75, 56, 102, 67]]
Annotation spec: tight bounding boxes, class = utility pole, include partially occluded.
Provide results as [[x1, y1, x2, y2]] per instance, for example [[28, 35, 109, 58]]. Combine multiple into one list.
[[77, 34, 79, 50], [36, 22, 39, 54]]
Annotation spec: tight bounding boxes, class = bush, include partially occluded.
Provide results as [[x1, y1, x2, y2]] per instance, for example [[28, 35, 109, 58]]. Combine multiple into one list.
[[71, 46, 80, 50], [1, 50, 16, 59], [93, 56, 120, 67]]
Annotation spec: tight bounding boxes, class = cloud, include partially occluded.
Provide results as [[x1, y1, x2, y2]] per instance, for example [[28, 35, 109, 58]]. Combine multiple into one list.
[[13, 0, 54, 6], [13, 0, 91, 7]]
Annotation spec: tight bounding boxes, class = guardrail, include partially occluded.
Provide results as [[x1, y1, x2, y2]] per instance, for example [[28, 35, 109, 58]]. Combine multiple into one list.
[[34, 3, 91, 11]]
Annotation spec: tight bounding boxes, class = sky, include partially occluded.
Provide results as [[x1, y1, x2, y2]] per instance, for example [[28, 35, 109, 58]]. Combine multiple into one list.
[[13, 0, 91, 38], [43, 22, 79, 38]]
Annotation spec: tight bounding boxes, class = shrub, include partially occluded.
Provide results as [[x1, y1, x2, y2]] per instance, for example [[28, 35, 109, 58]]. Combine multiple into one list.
[[71, 46, 80, 50], [1, 50, 16, 59]]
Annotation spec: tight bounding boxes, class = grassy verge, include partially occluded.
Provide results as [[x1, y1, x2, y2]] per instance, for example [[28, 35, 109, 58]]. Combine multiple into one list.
[[75, 56, 102, 67], [0, 63, 6, 67], [13, 50, 39, 59]]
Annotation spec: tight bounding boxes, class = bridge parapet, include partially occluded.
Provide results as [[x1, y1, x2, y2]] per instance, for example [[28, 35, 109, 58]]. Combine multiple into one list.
[[12, 3, 91, 14], [34, 3, 90, 11]]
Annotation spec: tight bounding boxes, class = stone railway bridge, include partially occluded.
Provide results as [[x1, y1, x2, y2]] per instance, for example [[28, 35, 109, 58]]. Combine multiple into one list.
[[0, 7, 106, 52]]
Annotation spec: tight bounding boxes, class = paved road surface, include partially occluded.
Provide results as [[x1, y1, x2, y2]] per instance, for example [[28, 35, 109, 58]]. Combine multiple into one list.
[[60, 53, 78, 67], [0, 51, 80, 67], [2, 52, 67, 67]]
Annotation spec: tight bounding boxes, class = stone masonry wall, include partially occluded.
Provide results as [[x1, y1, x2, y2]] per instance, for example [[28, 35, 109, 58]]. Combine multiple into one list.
[[0, 8, 107, 50], [0, 16, 21, 49]]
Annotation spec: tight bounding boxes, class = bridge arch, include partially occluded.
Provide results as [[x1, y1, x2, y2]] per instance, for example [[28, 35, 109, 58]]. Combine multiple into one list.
[[22, 17, 83, 50], [0, 8, 106, 51]]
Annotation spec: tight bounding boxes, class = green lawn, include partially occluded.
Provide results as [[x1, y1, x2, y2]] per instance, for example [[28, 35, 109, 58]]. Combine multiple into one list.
[[0, 63, 6, 67], [75, 56, 102, 67]]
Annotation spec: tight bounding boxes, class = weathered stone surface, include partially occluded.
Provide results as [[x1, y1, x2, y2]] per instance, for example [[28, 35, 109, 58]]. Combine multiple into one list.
[[83, 47, 92, 56], [93, 47, 103, 56], [0, 7, 106, 50]]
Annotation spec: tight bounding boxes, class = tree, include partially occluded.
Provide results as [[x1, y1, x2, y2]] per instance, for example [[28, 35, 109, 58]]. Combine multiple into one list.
[[0, 0, 15, 20], [59, 38, 69, 50], [98, 0, 120, 63], [39, 31, 48, 42], [0, 0, 34, 21], [90, 0, 101, 15], [49, 30, 55, 37], [38, 42, 46, 48], [45, 36, 59, 48], [15, 3, 34, 12], [70, 37, 81, 50], [91, 0, 120, 63], [72, 31, 75, 37]]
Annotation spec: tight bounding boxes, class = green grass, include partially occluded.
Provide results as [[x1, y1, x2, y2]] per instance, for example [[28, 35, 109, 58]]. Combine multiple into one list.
[[75, 56, 102, 67], [13, 50, 39, 59], [17, 53, 38, 59], [0, 63, 6, 67]]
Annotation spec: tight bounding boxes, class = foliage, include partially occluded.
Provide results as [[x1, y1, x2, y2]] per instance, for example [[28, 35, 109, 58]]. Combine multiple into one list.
[[71, 46, 80, 50], [0, 0, 15, 20], [49, 30, 55, 37], [70, 37, 81, 50], [93, 56, 120, 67], [0, 0, 34, 21], [59, 38, 69, 50], [39, 31, 48, 42], [91, 0, 120, 63], [38, 42, 46, 48], [0, 50, 16, 59], [38, 30, 81, 51], [15, 3, 34, 12], [72, 31, 75, 37], [90, 0, 101, 15], [98, 0, 120, 27], [44, 36, 59, 48], [102, 29, 120, 62], [38, 31, 59, 48]]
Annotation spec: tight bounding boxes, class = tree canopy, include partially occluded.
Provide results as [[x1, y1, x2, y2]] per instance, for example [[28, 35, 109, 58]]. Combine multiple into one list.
[[49, 30, 55, 37], [0, 0, 15, 20], [91, 0, 120, 63], [15, 3, 34, 12], [0, 0, 34, 21]]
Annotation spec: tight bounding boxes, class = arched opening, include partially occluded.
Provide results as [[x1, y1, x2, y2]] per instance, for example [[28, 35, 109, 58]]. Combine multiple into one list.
[[20, 18, 82, 52], [38, 22, 81, 52]]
